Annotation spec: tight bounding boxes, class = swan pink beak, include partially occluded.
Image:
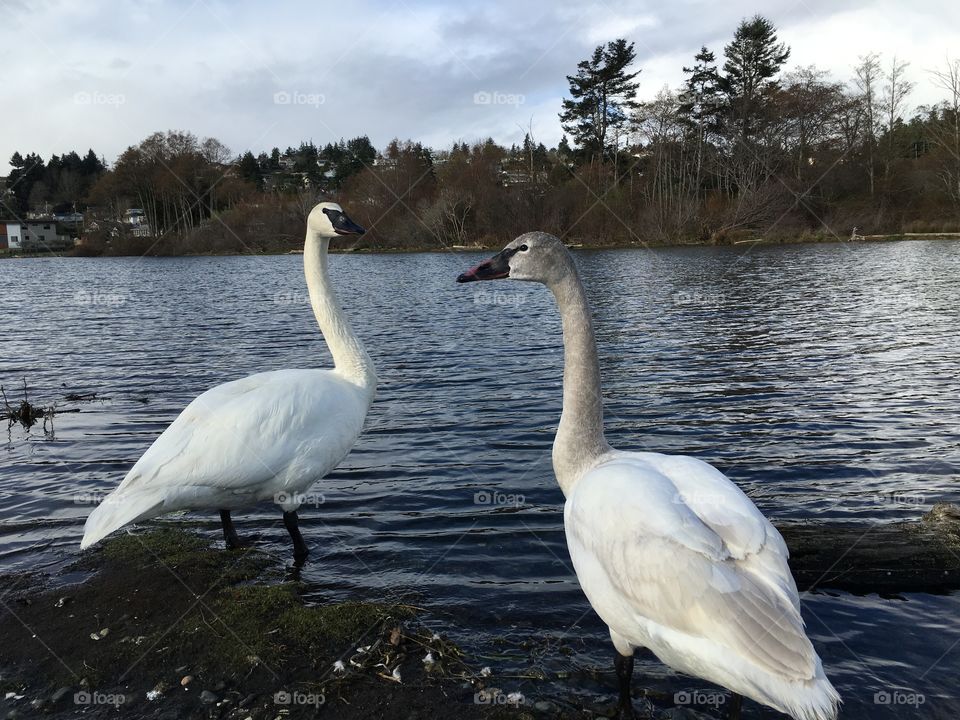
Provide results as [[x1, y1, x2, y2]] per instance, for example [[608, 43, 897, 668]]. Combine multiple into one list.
[[457, 250, 512, 282]]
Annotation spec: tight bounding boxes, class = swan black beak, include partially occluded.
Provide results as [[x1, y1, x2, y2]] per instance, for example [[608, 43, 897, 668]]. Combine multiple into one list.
[[457, 249, 513, 282], [323, 208, 366, 235]]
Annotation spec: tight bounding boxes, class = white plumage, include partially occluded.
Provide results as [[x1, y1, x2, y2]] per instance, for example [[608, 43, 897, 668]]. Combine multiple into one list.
[[566, 453, 839, 720], [458, 232, 839, 720], [82, 202, 375, 558], [80, 370, 368, 547]]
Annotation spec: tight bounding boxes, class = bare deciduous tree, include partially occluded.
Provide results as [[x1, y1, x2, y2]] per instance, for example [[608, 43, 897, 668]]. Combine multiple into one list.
[[854, 52, 882, 197], [929, 57, 960, 207]]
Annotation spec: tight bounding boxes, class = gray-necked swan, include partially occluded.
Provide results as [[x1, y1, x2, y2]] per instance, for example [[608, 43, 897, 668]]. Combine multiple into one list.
[[457, 232, 839, 720], [81, 202, 376, 563]]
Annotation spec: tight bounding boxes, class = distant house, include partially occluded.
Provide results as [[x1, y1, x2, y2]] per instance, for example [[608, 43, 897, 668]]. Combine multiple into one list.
[[123, 208, 152, 237], [124, 208, 146, 224], [2, 219, 74, 251], [3, 222, 22, 249]]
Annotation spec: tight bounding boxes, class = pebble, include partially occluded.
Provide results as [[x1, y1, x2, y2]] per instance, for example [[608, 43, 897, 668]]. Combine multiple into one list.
[[200, 690, 218, 704], [180, 675, 194, 687]]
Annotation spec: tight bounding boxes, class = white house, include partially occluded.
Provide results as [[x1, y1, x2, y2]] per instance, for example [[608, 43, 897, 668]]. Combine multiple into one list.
[[4, 222, 22, 249], [3, 220, 73, 250]]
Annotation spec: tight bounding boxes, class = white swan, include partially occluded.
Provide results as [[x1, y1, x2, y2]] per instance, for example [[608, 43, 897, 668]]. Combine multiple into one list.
[[457, 233, 839, 720], [81, 202, 376, 562]]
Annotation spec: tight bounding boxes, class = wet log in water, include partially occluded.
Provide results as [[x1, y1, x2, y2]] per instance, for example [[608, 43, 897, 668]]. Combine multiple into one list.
[[777, 503, 960, 594]]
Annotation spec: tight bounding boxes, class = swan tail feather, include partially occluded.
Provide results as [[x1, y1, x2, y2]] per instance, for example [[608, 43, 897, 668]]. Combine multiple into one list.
[[80, 489, 167, 549]]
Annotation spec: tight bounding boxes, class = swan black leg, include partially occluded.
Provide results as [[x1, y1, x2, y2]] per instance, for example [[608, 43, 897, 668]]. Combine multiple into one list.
[[614, 651, 635, 719], [729, 692, 743, 720], [283, 510, 309, 564], [220, 510, 243, 549]]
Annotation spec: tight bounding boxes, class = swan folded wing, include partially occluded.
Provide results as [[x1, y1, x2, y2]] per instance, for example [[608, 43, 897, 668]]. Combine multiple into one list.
[[567, 459, 816, 680], [116, 371, 359, 495], [627, 453, 800, 614]]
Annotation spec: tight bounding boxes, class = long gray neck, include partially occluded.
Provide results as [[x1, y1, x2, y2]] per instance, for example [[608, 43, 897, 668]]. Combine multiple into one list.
[[303, 231, 377, 392], [549, 270, 611, 495]]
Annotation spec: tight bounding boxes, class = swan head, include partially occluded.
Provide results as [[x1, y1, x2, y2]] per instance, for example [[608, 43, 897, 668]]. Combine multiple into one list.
[[456, 232, 573, 285], [307, 202, 366, 239]]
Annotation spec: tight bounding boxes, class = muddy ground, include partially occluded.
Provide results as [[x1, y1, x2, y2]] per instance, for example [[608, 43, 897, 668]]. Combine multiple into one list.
[[0, 528, 704, 720]]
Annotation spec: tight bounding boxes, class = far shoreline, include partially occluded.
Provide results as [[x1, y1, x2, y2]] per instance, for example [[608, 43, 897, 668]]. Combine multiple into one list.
[[2, 231, 959, 259]]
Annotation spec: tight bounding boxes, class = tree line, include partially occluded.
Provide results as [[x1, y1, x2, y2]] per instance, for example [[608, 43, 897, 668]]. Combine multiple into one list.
[[6, 14, 959, 254]]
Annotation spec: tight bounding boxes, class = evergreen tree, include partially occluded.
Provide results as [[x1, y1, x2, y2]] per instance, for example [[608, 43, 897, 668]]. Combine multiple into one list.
[[238, 151, 262, 190], [679, 46, 724, 135], [560, 39, 641, 160], [719, 15, 790, 142], [81, 149, 105, 176], [343, 135, 376, 179]]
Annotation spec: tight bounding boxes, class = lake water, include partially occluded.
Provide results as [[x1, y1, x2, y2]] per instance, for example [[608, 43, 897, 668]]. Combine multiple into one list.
[[1, 241, 959, 718]]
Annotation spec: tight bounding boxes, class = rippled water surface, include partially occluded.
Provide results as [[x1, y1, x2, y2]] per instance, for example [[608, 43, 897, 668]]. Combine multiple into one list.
[[2, 241, 959, 717]]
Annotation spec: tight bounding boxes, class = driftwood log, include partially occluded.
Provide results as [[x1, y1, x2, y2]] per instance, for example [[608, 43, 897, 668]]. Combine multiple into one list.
[[777, 503, 960, 594]]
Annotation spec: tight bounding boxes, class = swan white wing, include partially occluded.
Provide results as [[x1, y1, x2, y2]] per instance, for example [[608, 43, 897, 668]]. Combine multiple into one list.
[[116, 369, 367, 498], [636, 453, 799, 612], [565, 456, 816, 680]]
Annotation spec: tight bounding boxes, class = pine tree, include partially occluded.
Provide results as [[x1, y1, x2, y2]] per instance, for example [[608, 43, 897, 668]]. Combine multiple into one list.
[[559, 39, 641, 160], [679, 46, 724, 135], [238, 151, 262, 190], [720, 15, 790, 142], [679, 46, 724, 193]]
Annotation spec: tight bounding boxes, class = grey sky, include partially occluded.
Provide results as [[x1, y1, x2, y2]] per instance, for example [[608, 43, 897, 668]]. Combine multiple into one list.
[[3, 0, 958, 172]]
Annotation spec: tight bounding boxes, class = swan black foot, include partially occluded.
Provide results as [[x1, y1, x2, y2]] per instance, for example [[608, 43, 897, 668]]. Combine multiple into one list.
[[614, 651, 635, 720], [220, 510, 256, 550], [283, 510, 309, 565], [728, 693, 743, 720]]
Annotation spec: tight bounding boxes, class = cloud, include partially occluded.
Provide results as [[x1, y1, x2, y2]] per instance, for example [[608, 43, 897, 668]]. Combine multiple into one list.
[[1, 0, 958, 173]]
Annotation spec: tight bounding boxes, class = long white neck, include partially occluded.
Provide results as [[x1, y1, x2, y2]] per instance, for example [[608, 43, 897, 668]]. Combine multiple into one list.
[[303, 230, 376, 392], [549, 271, 611, 495]]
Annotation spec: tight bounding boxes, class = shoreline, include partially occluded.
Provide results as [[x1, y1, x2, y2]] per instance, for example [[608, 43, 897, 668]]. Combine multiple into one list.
[[3, 231, 960, 259], [1, 505, 957, 719]]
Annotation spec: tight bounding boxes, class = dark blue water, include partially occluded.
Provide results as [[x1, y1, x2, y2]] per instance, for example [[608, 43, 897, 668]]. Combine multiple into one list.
[[2, 241, 959, 718]]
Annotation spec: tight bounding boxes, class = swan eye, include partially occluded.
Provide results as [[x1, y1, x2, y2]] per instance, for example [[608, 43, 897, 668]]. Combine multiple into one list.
[[519, 244, 529, 252]]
